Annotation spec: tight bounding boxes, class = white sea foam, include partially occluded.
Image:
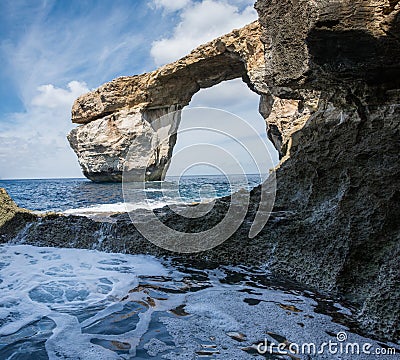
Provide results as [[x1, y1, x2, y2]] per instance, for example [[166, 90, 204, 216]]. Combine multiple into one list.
[[62, 198, 215, 217], [63, 200, 175, 216], [0, 245, 396, 359], [0, 245, 173, 358]]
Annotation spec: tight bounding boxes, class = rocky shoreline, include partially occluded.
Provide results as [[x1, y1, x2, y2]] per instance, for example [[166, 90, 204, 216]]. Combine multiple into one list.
[[1, 0, 399, 344], [1, 181, 399, 342]]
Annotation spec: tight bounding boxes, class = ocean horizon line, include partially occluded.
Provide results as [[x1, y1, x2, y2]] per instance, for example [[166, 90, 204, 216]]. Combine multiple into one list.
[[0, 173, 268, 182]]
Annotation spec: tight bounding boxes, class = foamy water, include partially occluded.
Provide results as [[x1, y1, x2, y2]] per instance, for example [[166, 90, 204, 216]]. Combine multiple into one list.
[[0, 176, 263, 214], [62, 200, 176, 216], [0, 245, 397, 359]]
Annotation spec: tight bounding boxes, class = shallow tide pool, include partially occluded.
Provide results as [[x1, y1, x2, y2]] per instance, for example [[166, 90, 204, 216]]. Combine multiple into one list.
[[0, 245, 398, 359]]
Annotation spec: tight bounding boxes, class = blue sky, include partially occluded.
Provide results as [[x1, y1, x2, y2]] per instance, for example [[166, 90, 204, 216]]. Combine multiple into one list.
[[0, 0, 277, 179]]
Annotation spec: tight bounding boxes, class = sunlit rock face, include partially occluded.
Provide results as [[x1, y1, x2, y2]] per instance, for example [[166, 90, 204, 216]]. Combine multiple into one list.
[[68, 106, 181, 182], [68, 22, 269, 182]]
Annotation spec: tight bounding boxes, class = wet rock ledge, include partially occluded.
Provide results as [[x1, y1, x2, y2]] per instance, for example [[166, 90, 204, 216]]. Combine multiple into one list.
[[0, 189, 37, 240]]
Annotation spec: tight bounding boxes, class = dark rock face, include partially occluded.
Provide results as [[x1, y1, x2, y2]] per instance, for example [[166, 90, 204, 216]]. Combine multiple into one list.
[[266, 92, 400, 341], [255, 0, 400, 341], [3, 198, 264, 264], [255, 0, 400, 94]]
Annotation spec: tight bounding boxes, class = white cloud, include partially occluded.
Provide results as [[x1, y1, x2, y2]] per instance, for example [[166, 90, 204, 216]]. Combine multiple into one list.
[[188, 79, 275, 138], [189, 79, 254, 111], [31, 81, 89, 109], [0, 82, 89, 179], [152, 0, 191, 12], [225, 0, 256, 5], [1, 3, 145, 107], [150, 0, 257, 65]]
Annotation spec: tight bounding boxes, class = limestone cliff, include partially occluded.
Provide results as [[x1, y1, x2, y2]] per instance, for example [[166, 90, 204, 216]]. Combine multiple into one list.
[[68, 21, 269, 182], [68, 107, 181, 182], [255, 0, 400, 340]]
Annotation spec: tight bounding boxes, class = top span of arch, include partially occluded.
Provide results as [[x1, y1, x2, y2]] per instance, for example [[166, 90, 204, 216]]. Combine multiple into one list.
[[71, 21, 265, 125]]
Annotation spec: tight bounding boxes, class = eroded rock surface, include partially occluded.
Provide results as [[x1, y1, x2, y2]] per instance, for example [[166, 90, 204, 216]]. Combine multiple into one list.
[[255, 0, 400, 341], [68, 107, 181, 181], [0, 188, 37, 241], [255, 0, 400, 95]]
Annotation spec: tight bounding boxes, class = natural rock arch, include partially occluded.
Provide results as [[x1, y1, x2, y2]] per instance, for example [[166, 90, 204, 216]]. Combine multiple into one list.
[[68, 21, 304, 182]]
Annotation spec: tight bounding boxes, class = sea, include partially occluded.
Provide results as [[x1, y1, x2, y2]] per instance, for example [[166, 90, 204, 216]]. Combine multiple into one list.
[[0, 175, 264, 214], [0, 177, 398, 359]]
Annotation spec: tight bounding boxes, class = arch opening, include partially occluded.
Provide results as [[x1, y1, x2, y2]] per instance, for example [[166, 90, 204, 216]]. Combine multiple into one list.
[[165, 78, 279, 192]]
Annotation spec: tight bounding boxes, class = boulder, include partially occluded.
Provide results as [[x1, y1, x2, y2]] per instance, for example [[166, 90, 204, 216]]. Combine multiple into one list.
[[0, 188, 37, 242]]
